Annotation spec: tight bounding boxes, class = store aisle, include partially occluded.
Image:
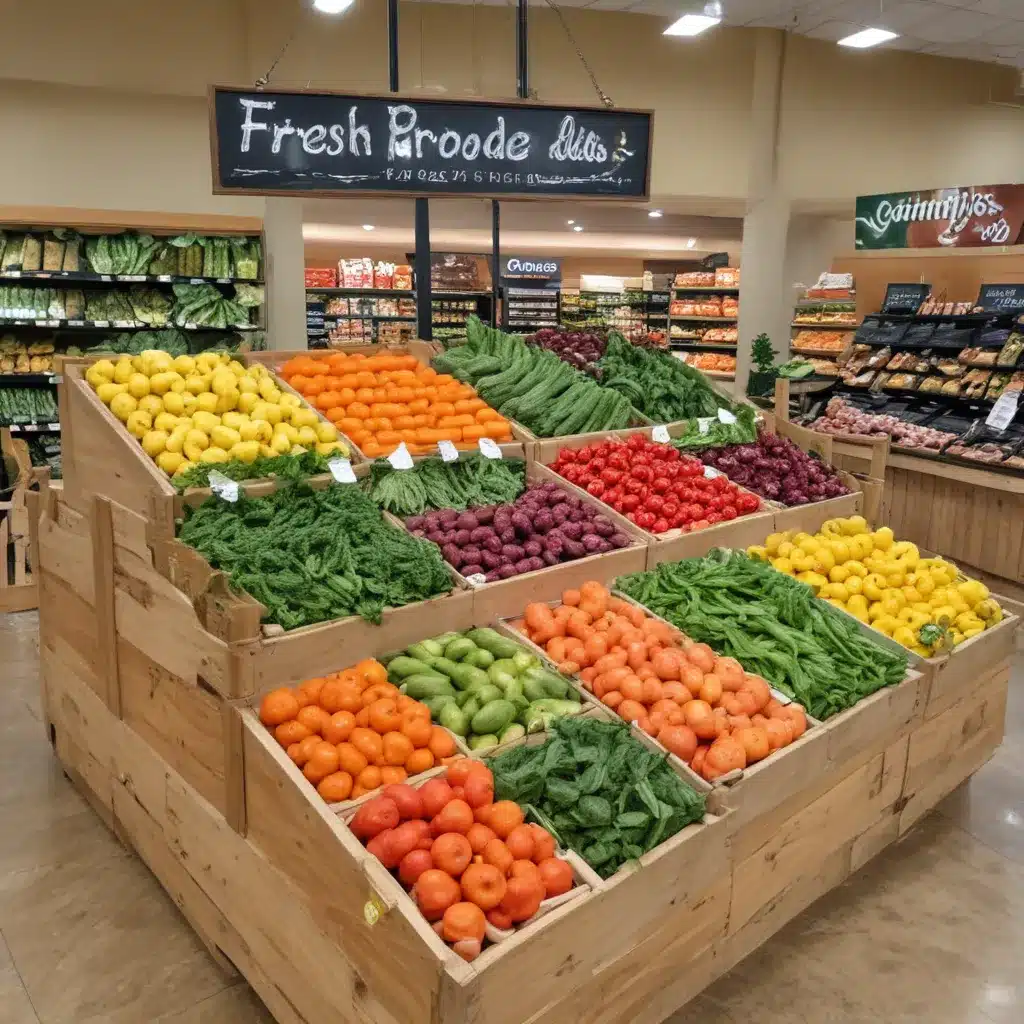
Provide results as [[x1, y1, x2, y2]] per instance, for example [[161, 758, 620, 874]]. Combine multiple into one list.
[[0, 610, 1019, 1024]]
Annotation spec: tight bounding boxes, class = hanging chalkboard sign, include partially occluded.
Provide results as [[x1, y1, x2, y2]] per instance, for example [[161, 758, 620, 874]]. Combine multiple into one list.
[[976, 283, 1024, 313], [700, 252, 730, 270], [210, 86, 653, 200], [881, 283, 929, 313]]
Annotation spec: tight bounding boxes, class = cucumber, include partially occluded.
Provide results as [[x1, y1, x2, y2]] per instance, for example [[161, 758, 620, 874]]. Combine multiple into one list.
[[444, 637, 478, 662], [522, 666, 569, 700], [387, 656, 434, 680], [403, 675, 457, 700], [427, 657, 464, 682], [422, 695, 457, 717], [469, 734, 499, 752], [471, 699, 516, 736], [462, 696, 482, 721], [499, 723, 526, 745], [429, 631, 461, 650], [465, 627, 521, 660], [407, 641, 442, 662], [471, 683, 503, 706], [448, 664, 490, 691], [463, 648, 494, 670], [522, 674, 550, 703], [438, 702, 470, 736]]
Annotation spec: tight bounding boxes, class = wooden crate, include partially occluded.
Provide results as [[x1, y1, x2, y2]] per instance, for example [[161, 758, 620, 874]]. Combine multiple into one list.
[[37, 485, 1011, 1024]]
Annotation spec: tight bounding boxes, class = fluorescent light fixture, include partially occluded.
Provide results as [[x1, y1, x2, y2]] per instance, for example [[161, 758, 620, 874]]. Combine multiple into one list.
[[573, 225, 584, 232], [362, 224, 375, 231], [567, 219, 575, 225], [663, 14, 720, 37], [686, 238, 697, 249], [838, 27, 898, 48], [648, 210, 663, 218], [314, 0, 354, 13]]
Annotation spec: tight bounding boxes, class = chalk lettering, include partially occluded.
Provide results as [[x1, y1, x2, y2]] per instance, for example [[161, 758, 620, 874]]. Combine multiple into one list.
[[239, 98, 273, 152]]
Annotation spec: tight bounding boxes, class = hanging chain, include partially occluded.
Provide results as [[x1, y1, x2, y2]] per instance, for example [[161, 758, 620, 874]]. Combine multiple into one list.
[[541, 0, 614, 108], [255, 24, 299, 89]]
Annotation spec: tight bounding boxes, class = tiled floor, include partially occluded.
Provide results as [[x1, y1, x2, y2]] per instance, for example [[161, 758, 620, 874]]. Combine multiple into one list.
[[1, 610, 1020, 1023]]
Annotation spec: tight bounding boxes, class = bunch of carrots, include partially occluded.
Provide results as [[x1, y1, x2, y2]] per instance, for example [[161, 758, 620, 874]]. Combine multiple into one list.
[[512, 581, 808, 782], [279, 352, 514, 458]]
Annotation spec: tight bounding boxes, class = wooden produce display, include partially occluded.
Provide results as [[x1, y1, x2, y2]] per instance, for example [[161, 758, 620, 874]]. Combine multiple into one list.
[[32, 392, 1014, 1024], [0, 429, 37, 612]]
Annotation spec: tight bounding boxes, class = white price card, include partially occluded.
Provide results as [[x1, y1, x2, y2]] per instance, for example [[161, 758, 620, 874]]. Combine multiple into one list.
[[651, 425, 671, 443], [697, 417, 712, 435], [437, 440, 459, 462], [717, 408, 737, 425], [464, 573, 488, 587], [388, 441, 415, 470], [327, 457, 357, 484], [47, 422, 60, 432], [703, 465, 722, 479], [478, 437, 503, 459], [986, 390, 1019, 431], [67, 321, 85, 328], [207, 471, 240, 503]]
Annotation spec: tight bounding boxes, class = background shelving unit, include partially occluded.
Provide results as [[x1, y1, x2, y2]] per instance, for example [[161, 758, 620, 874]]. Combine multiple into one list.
[[790, 295, 859, 374], [667, 277, 739, 380]]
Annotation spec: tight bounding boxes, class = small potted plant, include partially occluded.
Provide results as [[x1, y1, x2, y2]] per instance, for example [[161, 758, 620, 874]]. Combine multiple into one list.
[[746, 333, 778, 397]]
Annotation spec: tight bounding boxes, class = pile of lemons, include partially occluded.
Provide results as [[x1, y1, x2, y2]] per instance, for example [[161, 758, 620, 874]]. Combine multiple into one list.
[[748, 515, 1003, 656], [84, 350, 348, 479]]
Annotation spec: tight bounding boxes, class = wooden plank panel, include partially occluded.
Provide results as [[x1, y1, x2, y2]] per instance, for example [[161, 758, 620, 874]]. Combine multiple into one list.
[[38, 570, 101, 699], [240, 712, 447, 1024], [924, 626, 1017, 719], [37, 502, 95, 603]]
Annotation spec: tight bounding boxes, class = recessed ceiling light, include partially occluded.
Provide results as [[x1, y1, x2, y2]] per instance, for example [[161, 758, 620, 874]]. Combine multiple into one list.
[[686, 238, 697, 249], [573, 225, 584, 232], [648, 210, 663, 218], [314, 0, 354, 13], [567, 220, 575, 225], [838, 27, 898, 49], [362, 224, 375, 231], [663, 14, 720, 37]]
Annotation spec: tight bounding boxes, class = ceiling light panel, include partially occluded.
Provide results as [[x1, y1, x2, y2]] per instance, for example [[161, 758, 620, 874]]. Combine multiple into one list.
[[663, 14, 721, 37], [838, 27, 899, 48]]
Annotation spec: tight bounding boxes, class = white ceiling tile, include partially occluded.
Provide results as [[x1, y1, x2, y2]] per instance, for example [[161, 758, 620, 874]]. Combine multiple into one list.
[[911, 8, 1001, 42], [976, 19, 1024, 45], [717, 0, 796, 25], [802, 18, 863, 40], [973, 0, 1024, 18], [869, 1, 945, 35]]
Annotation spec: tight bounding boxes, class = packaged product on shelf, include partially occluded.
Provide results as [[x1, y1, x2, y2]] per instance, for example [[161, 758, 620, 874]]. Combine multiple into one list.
[[42, 234, 65, 273], [936, 357, 962, 377], [962, 369, 993, 399], [1, 235, 25, 271], [339, 258, 374, 289], [393, 264, 413, 290], [377, 297, 398, 317], [20, 235, 42, 272], [721, 296, 739, 317], [866, 346, 892, 369], [986, 373, 1013, 400], [674, 271, 716, 287], [714, 266, 740, 287], [996, 331, 1024, 367], [702, 327, 738, 344], [885, 373, 920, 391], [398, 297, 416, 317], [59, 232, 81, 273], [305, 267, 338, 288], [870, 372, 891, 392], [373, 261, 396, 289], [325, 297, 350, 315]]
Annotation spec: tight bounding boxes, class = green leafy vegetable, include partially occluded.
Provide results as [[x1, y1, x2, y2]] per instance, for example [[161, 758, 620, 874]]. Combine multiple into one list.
[[488, 715, 706, 879], [177, 483, 453, 629], [174, 450, 337, 491], [671, 404, 758, 451], [616, 549, 909, 720]]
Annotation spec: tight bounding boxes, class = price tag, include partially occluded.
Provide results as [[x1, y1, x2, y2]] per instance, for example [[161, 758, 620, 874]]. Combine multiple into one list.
[[47, 422, 60, 431], [67, 321, 85, 328], [478, 437, 503, 459], [703, 466, 722, 479], [100, 275, 112, 282], [117, 275, 147, 282], [697, 417, 712, 434], [327, 457, 357, 484], [207, 471, 240, 502], [651, 425, 671, 443], [464, 573, 488, 587], [5, 270, 20, 278], [388, 442, 415, 470], [437, 440, 459, 462], [156, 275, 173, 283], [92, 320, 109, 328], [717, 408, 737, 425], [52, 374, 63, 384], [113, 320, 134, 329], [189, 278, 205, 285], [986, 390, 1019, 431]]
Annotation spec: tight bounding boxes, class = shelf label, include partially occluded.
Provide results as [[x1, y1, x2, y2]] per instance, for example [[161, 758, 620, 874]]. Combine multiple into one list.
[[327, 457, 357, 484], [703, 465, 722, 479], [464, 573, 488, 587], [117, 275, 147, 282], [47, 422, 60, 431], [651, 424, 671, 443], [5, 271, 19, 278], [156, 275, 173, 283], [100, 275, 112, 282], [67, 320, 85, 328], [207, 471, 240, 502], [478, 437, 503, 459], [986, 390, 1019, 431], [189, 278, 205, 285], [113, 320, 135, 328], [93, 320, 110, 328], [437, 440, 459, 462], [387, 441, 414, 469], [717, 408, 737, 425], [52, 374, 63, 384], [697, 417, 712, 434]]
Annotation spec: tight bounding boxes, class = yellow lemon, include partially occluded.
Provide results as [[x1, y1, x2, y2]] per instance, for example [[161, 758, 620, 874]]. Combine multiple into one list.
[[238, 421, 261, 443], [211, 425, 242, 450], [211, 370, 237, 396], [152, 412, 178, 433], [845, 561, 868, 578], [932, 605, 957, 626], [215, 389, 240, 414], [196, 392, 219, 414], [810, 548, 836, 574], [872, 526, 894, 551], [86, 359, 116, 387], [845, 515, 869, 536], [185, 428, 210, 452], [873, 616, 898, 637], [220, 411, 246, 431], [190, 411, 219, 434], [138, 394, 163, 418], [913, 574, 935, 597], [792, 532, 814, 549], [902, 586, 922, 605], [868, 601, 886, 621], [892, 626, 917, 649], [269, 432, 291, 455], [316, 421, 339, 444], [829, 564, 850, 584], [828, 539, 851, 564], [172, 355, 196, 376], [957, 580, 988, 606], [274, 422, 298, 445], [863, 574, 887, 602], [229, 440, 261, 464], [184, 375, 208, 396], [777, 541, 795, 559], [227, 360, 247, 378], [112, 358, 135, 385], [142, 430, 169, 458], [258, 378, 281, 402], [156, 450, 184, 476], [237, 376, 259, 395], [764, 533, 784, 556], [195, 352, 221, 373], [790, 553, 814, 574], [237, 392, 260, 414], [125, 410, 152, 438], [199, 446, 230, 464], [316, 440, 346, 456], [161, 391, 185, 416], [148, 371, 178, 396], [827, 598, 847, 611], [109, 392, 138, 422], [962, 626, 985, 640], [886, 570, 905, 588], [845, 575, 863, 596], [828, 582, 850, 603], [279, 393, 301, 410], [164, 428, 188, 454], [296, 425, 318, 448], [290, 407, 319, 429]]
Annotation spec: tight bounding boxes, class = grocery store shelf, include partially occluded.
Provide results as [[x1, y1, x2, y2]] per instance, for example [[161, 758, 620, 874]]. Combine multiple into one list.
[[432, 290, 491, 299], [791, 321, 858, 329], [673, 286, 739, 295], [671, 315, 738, 323], [3, 421, 60, 433], [791, 348, 843, 358], [0, 271, 262, 286], [669, 341, 738, 352], [307, 287, 414, 297], [321, 315, 416, 322], [703, 370, 736, 380], [0, 319, 258, 331], [794, 297, 855, 307], [0, 373, 57, 386]]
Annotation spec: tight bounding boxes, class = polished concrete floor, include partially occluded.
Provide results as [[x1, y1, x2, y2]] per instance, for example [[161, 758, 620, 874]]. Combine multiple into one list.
[[1, 610, 1020, 1024]]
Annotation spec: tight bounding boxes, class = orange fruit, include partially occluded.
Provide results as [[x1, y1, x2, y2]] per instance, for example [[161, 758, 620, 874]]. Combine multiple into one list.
[[259, 688, 299, 727], [357, 658, 388, 686], [400, 715, 433, 749], [336, 742, 369, 777], [505, 824, 535, 861], [286, 742, 305, 766], [295, 678, 326, 708], [405, 748, 434, 776], [382, 731, 414, 767], [500, 874, 544, 923], [481, 839, 514, 877], [356, 765, 382, 792], [274, 720, 311, 748], [363, 683, 400, 708], [317, 771, 353, 803], [415, 869, 461, 921], [537, 858, 573, 898], [354, 707, 370, 729], [487, 801, 524, 839], [466, 823, 497, 855], [323, 710, 356, 745], [368, 698, 402, 734], [296, 705, 331, 736], [528, 825, 556, 863], [431, 833, 473, 877], [290, 733, 320, 767], [427, 726, 457, 760], [380, 766, 408, 786], [350, 727, 384, 765], [302, 741, 340, 784], [442, 902, 486, 943]]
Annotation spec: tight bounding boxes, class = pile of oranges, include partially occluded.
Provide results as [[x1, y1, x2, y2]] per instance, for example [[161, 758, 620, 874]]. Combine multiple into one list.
[[349, 760, 574, 962], [258, 658, 459, 804], [279, 352, 514, 458]]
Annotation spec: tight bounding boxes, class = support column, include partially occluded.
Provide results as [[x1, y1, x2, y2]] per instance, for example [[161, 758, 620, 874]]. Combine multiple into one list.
[[263, 198, 307, 351], [736, 28, 791, 392]]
